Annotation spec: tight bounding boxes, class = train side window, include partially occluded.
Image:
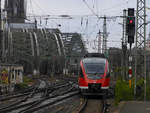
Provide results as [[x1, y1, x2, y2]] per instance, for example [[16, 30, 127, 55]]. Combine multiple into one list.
[[79, 67, 84, 78]]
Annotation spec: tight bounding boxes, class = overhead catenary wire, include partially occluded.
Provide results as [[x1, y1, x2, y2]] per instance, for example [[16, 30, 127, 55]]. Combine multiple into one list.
[[26, 0, 125, 52], [27, 0, 60, 27], [32, 0, 50, 15], [81, 0, 125, 52], [82, 0, 99, 19]]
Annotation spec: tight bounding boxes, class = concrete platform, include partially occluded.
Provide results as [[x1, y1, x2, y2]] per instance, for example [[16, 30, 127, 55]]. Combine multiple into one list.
[[115, 101, 150, 113]]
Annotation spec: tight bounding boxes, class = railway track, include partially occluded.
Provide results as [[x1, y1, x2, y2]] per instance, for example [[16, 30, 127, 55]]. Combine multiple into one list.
[[0, 87, 37, 111], [76, 96, 110, 113], [0, 78, 79, 113], [0, 84, 36, 99], [0, 75, 113, 113], [0, 80, 40, 102], [77, 97, 88, 113], [0, 77, 67, 102], [19, 90, 79, 113], [1, 88, 78, 113], [0, 79, 43, 111]]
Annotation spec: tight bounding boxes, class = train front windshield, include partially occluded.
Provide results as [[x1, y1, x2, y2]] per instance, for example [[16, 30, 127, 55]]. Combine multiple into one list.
[[84, 63, 105, 74], [82, 58, 106, 79]]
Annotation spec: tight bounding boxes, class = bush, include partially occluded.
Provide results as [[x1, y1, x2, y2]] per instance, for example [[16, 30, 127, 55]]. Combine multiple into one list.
[[115, 78, 150, 104], [136, 78, 144, 100], [146, 86, 150, 100], [115, 80, 134, 104], [14, 76, 33, 91], [136, 78, 150, 100], [23, 76, 32, 84], [15, 83, 28, 91]]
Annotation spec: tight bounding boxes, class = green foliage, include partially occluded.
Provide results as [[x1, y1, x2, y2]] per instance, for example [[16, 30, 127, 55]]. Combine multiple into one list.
[[115, 80, 134, 104], [115, 78, 150, 104], [23, 76, 32, 84], [14, 76, 33, 91], [15, 83, 28, 90], [137, 78, 144, 86], [14, 82, 28, 91], [146, 86, 150, 100], [136, 78, 144, 100], [136, 78, 150, 100]]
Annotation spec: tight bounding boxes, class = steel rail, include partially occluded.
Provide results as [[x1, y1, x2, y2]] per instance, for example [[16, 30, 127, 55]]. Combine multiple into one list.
[[77, 97, 88, 113]]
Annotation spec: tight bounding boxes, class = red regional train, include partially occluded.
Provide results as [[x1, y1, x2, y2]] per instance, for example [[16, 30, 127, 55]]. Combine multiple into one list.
[[78, 53, 110, 95]]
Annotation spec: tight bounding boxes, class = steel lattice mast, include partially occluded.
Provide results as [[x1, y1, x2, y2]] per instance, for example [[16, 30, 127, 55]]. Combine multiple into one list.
[[102, 16, 107, 54], [98, 30, 102, 53], [135, 0, 146, 100]]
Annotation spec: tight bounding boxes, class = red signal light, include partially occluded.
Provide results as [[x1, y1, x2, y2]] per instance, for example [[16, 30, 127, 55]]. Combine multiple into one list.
[[128, 69, 132, 75], [129, 20, 133, 24]]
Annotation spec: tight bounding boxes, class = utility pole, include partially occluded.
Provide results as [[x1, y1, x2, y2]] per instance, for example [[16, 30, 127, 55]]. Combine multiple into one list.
[[98, 30, 102, 53], [121, 9, 127, 80], [102, 16, 107, 54], [135, 0, 146, 101], [0, 0, 1, 30], [0, 0, 2, 62]]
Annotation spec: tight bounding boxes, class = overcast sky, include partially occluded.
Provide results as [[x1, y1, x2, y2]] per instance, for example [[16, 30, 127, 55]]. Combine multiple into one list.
[[24, 0, 150, 52], [4, 0, 150, 52], [27, 0, 137, 15]]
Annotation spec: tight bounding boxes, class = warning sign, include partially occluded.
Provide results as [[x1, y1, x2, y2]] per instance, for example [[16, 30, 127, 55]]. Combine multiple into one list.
[[0, 69, 8, 84]]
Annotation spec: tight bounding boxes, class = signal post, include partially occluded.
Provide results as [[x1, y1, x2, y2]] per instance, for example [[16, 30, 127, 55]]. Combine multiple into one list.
[[126, 8, 135, 88]]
